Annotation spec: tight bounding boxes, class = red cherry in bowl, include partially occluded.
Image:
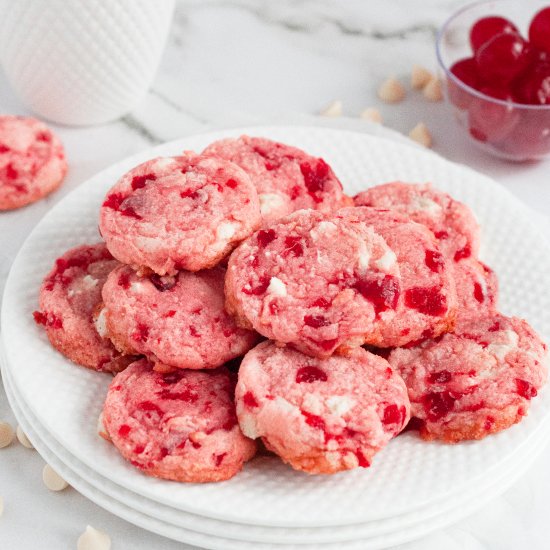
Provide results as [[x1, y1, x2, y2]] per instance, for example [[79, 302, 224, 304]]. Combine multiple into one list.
[[475, 32, 532, 84], [513, 63, 550, 105], [499, 109, 550, 159], [470, 16, 518, 53], [468, 86, 519, 143], [448, 57, 480, 109], [529, 7, 550, 54]]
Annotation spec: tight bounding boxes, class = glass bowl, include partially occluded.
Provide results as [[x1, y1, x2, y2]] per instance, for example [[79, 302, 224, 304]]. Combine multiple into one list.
[[436, 0, 550, 162]]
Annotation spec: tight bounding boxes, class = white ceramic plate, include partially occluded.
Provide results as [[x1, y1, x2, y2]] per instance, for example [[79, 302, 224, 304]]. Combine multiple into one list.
[[3, 126, 550, 528], [5, 360, 549, 550], [3, 354, 548, 546]]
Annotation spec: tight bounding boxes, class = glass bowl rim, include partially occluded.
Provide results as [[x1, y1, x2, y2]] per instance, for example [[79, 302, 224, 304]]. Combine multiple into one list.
[[435, 0, 550, 111]]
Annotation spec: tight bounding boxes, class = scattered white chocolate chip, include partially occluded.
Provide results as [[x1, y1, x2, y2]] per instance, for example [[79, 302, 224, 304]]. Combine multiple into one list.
[[423, 77, 443, 101], [77, 525, 111, 550], [0, 496, 3, 517], [411, 64, 433, 90], [42, 464, 69, 491], [319, 100, 343, 117], [377, 77, 406, 103], [16, 425, 34, 449], [359, 107, 383, 124], [408, 123, 432, 148], [0, 421, 15, 448]]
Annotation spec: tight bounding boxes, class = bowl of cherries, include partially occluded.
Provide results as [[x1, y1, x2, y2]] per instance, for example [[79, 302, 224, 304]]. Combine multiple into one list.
[[437, 0, 550, 161]]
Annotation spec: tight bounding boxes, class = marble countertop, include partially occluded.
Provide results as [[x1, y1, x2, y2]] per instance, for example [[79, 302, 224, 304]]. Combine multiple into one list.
[[1, 1, 549, 549]]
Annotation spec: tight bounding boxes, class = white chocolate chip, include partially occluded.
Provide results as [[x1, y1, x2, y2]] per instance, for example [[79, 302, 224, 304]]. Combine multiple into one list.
[[411, 195, 442, 214], [81, 275, 98, 290], [316, 221, 338, 234], [216, 221, 236, 241], [153, 157, 178, 170], [411, 64, 433, 89], [77, 525, 111, 550], [408, 123, 432, 148], [258, 193, 285, 216], [94, 308, 108, 338], [0, 421, 15, 448], [378, 77, 406, 103], [375, 249, 398, 272], [267, 276, 287, 297], [189, 431, 207, 443], [357, 245, 372, 273], [487, 330, 519, 361], [359, 107, 383, 124], [423, 77, 443, 101], [302, 393, 323, 415], [238, 413, 259, 439], [42, 464, 69, 491], [326, 395, 355, 415], [319, 100, 343, 117], [16, 426, 34, 449]]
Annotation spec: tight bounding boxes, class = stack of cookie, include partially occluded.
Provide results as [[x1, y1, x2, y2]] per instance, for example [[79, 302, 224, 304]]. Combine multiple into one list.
[[34, 136, 548, 483]]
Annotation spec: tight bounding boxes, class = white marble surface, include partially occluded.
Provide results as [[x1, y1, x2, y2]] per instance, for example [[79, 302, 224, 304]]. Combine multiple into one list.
[[1, 1, 550, 549]]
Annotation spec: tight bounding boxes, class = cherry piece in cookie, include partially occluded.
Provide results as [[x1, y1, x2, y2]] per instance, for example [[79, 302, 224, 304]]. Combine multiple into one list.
[[389, 314, 548, 443], [99, 154, 261, 275], [225, 207, 403, 358], [34, 243, 135, 373], [354, 182, 480, 261], [343, 207, 457, 347], [202, 136, 351, 225], [236, 342, 410, 474], [0, 116, 66, 210], [101, 265, 259, 369], [102, 359, 256, 482]]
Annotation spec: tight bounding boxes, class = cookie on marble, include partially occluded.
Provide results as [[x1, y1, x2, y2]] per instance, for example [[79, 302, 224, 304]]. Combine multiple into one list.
[[102, 358, 257, 482], [225, 207, 402, 358], [99, 153, 261, 275], [34, 243, 134, 373], [344, 207, 457, 347], [354, 182, 480, 260], [202, 135, 351, 225], [0, 115, 66, 210], [236, 342, 410, 474], [101, 265, 259, 369], [389, 314, 548, 443]]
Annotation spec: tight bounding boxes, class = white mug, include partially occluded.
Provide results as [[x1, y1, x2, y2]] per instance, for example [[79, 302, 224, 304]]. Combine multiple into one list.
[[0, 0, 175, 126]]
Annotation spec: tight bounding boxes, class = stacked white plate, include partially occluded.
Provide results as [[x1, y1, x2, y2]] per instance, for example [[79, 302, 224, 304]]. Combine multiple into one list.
[[2, 126, 550, 549]]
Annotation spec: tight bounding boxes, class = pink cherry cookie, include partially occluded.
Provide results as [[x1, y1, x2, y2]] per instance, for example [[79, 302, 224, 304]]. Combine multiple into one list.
[[354, 182, 480, 260], [102, 359, 256, 482], [225, 207, 403, 358], [343, 207, 457, 347], [0, 115, 66, 210], [34, 243, 134, 373], [99, 153, 261, 275], [389, 314, 547, 443], [203, 136, 351, 225], [236, 342, 410, 474], [101, 265, 259, 369]]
